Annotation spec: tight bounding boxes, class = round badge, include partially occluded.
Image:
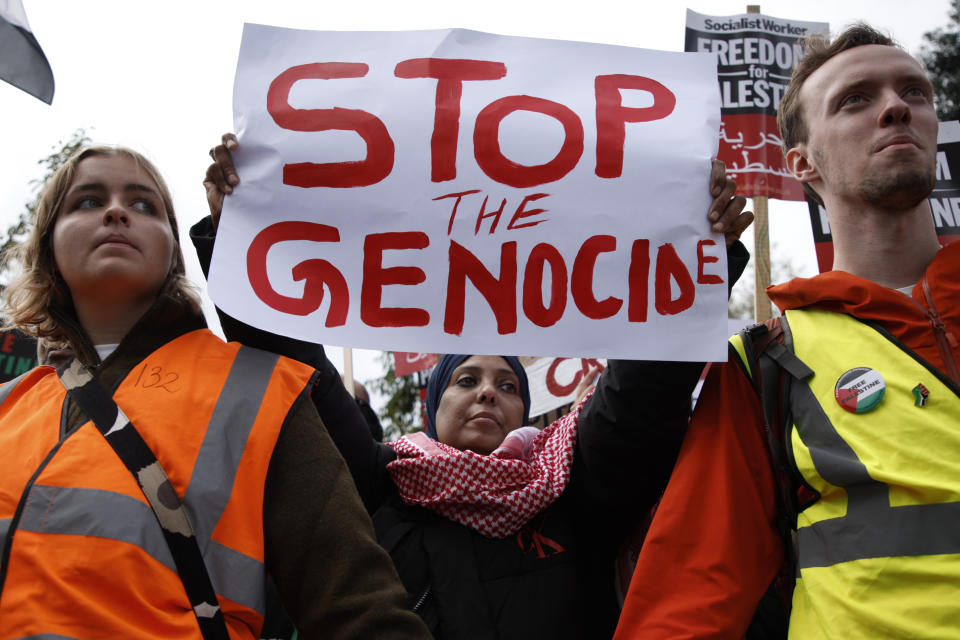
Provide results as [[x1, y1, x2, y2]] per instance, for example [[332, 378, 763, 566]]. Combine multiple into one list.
[[834, 367, 885, 413]]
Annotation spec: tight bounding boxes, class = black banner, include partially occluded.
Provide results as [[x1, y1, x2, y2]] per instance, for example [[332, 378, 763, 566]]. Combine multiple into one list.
[[0, 329, 37, 383]]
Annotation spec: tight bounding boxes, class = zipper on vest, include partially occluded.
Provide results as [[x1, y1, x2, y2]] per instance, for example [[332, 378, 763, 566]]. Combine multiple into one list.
[[918, 275, 960, 385], [412, 583, 431, 612]]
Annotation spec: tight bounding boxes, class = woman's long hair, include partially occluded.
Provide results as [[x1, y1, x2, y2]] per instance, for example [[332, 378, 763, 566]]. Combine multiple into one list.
[[2, 146, 200, 347]]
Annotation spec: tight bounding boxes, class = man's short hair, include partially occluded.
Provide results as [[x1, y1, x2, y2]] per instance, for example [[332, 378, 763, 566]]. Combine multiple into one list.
[[776, 24, 898, 204]]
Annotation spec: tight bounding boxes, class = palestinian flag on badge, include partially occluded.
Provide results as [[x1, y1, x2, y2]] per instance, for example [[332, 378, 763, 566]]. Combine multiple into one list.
[[0, 0, 54, 104], [834, 367, 886, 414]]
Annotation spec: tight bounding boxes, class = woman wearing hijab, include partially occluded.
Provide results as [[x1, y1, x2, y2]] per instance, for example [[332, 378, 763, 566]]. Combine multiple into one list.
[[195, 134, 753, 639]]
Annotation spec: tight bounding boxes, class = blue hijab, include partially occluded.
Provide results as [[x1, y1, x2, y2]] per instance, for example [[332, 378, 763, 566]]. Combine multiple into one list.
[[424, 354, 531, 440]]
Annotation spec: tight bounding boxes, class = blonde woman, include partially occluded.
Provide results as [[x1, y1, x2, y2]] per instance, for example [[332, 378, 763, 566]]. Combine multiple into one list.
[[0, 146, 429, 640]]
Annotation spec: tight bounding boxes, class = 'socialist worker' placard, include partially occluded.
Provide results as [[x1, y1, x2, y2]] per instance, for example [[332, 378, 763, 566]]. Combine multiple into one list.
[[209, 24, 728, 361], [685, 9, 828, 201]]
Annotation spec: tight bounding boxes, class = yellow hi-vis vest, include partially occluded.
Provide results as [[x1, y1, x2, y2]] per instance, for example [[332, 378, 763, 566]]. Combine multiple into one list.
[[0, 329, 316, 639], [774, 309, 960, 639]]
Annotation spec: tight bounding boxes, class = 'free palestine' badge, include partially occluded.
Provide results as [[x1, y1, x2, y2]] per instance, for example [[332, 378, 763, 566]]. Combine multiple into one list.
[[834, 367, 886, 413]]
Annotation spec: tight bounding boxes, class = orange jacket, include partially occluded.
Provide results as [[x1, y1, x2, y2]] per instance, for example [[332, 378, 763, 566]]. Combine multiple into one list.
[[614, 241, 960, 639], [0, 329, 315, 639]]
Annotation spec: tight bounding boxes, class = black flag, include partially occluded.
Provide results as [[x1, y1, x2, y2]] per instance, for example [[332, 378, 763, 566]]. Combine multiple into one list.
[[0, 0, 54, 104]]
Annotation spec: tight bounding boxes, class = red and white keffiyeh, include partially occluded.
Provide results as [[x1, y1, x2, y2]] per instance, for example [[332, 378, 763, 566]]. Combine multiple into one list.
[[386, 397, 586, 539]]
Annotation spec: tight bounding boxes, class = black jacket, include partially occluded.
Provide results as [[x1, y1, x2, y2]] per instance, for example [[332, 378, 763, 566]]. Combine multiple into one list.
[[371, 357, 705, 640]]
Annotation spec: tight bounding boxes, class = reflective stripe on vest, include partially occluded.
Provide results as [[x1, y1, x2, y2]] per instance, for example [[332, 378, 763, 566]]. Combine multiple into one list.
[[0, 372, 30, 410], [0, 332, 315, 638], [12, 346, 280, 616], [15, 484, 266, 615], [783, 308, 960, 638], [0, 519, 9, 553], [785, 309, 960, 569], [789, 374, 960, 568], [184, 346, 278, 549]]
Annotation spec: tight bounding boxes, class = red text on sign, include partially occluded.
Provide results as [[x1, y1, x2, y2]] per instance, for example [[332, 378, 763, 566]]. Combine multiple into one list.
[[246, 222, 724, 333], [545, 358, 605, 397], [267, 59, 676, 189]]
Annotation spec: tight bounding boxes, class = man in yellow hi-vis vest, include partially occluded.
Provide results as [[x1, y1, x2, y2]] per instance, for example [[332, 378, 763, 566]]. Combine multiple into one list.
[[615, 23, 960, 640]]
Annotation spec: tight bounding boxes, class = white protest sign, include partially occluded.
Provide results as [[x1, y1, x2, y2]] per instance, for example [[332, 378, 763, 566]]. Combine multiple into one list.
[[526, 357, 606, 418], [209, 24, 728, 360]]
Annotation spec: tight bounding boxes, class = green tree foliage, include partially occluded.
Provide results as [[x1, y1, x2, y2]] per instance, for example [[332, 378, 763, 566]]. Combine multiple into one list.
[[369, 351, 425, 441], [920, 0, 960, 121], [1, 129, 91, 289]]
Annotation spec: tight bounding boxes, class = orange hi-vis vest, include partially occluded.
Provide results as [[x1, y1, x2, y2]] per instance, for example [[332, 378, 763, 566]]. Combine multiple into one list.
[[0, 329, 316, 639]]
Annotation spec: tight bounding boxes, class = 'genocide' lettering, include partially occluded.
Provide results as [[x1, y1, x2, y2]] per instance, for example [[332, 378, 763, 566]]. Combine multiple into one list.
[[247, 224, 724, 335]]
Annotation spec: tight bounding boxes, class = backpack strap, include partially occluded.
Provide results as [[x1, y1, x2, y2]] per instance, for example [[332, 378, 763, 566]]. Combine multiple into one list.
[[737, 318, 815, 601], [57, 358, 230, 640]]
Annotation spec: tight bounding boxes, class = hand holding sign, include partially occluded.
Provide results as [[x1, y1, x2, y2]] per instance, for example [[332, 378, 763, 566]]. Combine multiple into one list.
[[572, 360, 604, 407], [204, 133, 240, 230], [708, 159, 753, 245]]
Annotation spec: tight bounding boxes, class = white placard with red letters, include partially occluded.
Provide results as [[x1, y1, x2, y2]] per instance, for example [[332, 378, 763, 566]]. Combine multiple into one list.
[[526, 357, 607, 417], [209, 23, 728, 360]]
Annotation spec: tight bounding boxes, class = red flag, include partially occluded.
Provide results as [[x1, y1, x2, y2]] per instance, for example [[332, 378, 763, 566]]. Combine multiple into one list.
[[393, 352, 437, 377]]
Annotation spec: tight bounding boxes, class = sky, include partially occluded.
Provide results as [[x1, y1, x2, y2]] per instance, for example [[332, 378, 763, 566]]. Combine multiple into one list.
[[0, 0, 953, 397]]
